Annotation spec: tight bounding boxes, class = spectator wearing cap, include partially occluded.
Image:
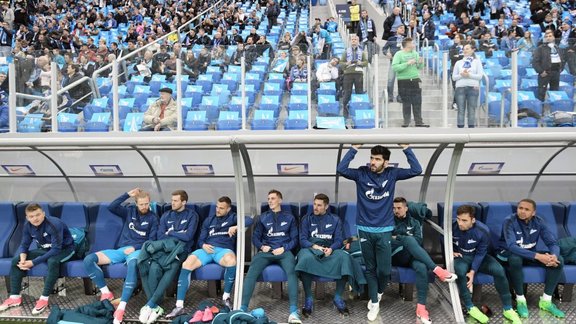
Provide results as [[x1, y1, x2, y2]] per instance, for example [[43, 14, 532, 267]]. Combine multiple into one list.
[[142, 87, 177, 131]]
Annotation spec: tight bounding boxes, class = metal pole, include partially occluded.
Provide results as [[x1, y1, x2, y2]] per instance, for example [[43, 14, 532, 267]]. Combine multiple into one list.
[[176, 58, 183, 131], [8, 62, 17, 133], [50, 62, 58, 133], [231, 143, 246, 310], [510, 50, 518, 128], [500, 91, 507, 128], [374, 54, 379, 128], [443, 143, 465, 323], [483, 74, 490, 127], [112, 61, 120, 132], [307, 55, 312, 129], [383, 88, 389, 128], [442, 52, 449, 128], [241, 56, 247, 130]]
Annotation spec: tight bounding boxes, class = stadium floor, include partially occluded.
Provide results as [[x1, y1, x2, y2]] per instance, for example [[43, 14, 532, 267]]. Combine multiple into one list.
[[0, 278, 574, 323]]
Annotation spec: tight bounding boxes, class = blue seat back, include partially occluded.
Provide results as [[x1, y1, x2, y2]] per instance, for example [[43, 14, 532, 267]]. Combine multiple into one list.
[[87, 203, 123, 253], [0, 202, 16, 257], [479, 202, 515, 248], [563, 202, 576, 236], [338, 202, 357, 239], [50, 202, 89, 229]]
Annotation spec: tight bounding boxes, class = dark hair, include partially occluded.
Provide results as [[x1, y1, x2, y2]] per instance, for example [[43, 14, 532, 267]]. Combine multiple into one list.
[[25, 203, 43, 213], [371, 145, 391, 161], [268, 189, 283, 199], [456, 205, 476, 218], [314, 193, 330, 205], [519, 198, 536, 210], [218, 196, 232, 206], [393, 197, 407, 205], [171, 190, 188, 202]]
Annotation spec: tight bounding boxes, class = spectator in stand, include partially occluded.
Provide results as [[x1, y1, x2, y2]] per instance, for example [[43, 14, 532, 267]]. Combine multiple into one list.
[[183, 50, 200, 81], [323, 16, 337, 32], [382, 7, 404, 41], [287, 56, 308, 91], [493, 18, 507, 40], [256, 35, 274, 58], [195, 28, 212, 46], [479, 32, 498, 58], [341, 34, 367, 117], [315, 57, 341, 99], [271, 50, 290, 76], [314, 24, 332, 60], [540, 13, 559, 33], [508, 18, 525, 38], [500, 31, 519, 56], [183, 29, 197, 48], [142, 87, 177, 131], [382, 25, 406, 103], [357, 10, 377, 63], [517, 31, 536, 53], [533, 30, 564, 101], [197, 47, 211, 75], [419, 12, 435, 47], [0, 21, 13, 57], [265, 0, 280, 32], [278, 32, 294, 51], [292, 30, 312, 55], [458, 15, 474, 36], [349, 0, 360, 33], [392, 37, 429, 127], [229, 28, 243, 46], [452, 43, 484, 128], [471, 20, 489, 40]]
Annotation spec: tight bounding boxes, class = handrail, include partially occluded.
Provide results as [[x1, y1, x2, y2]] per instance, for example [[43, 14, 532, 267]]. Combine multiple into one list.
[[500, 88, 511, 128], [481, 73, 490, 126], [433, 43, 440, 84], [381, 88, 389, 128], [3, 130, 576, 147]]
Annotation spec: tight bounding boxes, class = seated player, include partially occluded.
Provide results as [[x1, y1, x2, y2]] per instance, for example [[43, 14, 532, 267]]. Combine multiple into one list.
[[240, 189, 301, 324], [295, 193, 353, 317], [391, 197, 456, 324], [166, 196, 253, 319], [453, 205, 522, 324], [497, 199, 565, 319]]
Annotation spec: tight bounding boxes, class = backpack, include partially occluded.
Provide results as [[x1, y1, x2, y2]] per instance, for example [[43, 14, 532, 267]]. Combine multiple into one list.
[[69, 227, 90, 259]]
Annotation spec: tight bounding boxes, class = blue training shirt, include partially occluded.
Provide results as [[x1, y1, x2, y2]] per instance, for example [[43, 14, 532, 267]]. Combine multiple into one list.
[[198, 212, 254, 251], [337, 147, 422, 231], [498, 214, 560, 260], [18, 215, 75, 265], [253, 210, 298, 251], [452, 220, 491, 272], [299, 212, 344, 251], [108, 193, 159, 250], [157, 208, 199, 254]]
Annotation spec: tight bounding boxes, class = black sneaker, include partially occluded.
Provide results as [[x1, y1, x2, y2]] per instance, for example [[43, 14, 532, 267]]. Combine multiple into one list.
[[333, 298, 350, 316], [302, 298, 313, 318], [415, 123, 430, 127]]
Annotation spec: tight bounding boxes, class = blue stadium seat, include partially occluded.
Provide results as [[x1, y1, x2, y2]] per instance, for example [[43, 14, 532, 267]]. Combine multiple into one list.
[[317, 94, 340, 116], [123, 112, 144, 132], [563, 202, 576, 237], [317, 82, 336, 96], [284, 111, 308, 130], [251, 110, 276, 130], [85, 112, 111, 132], [260, 95, 281, 117], [291, 82, 308, 95], [58, 113, 80, 132], [352, 109, 375, 129], [0, 203, 16, 259], [287, 95, 308, 111], [221, 73, 239, 93], [216, 111, 241, 130], [18, 114, 44, 133], [184, 110, 209, 131]]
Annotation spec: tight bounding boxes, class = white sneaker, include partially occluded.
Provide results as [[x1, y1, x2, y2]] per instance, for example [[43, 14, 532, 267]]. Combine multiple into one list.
[[146, 306, 164, 324], [139, 305, 152, 323], [367, 301, 380, 321], [366, 293, 383, 310]]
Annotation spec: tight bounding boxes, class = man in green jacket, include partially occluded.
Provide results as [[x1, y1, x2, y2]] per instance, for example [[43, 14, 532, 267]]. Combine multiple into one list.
[[340, 34, 368, 117], [392, 37, 429, 128]]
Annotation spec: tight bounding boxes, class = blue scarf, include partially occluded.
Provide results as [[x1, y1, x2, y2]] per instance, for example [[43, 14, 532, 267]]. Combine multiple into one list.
[[462, 56, 473, 69], [359, 19, 373, 41], [346, 46, 363, 62]]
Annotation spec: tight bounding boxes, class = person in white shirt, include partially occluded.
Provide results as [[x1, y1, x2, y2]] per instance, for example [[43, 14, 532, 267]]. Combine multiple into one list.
[[315, 57, 341, 99], [452, 43, 484, 128]]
